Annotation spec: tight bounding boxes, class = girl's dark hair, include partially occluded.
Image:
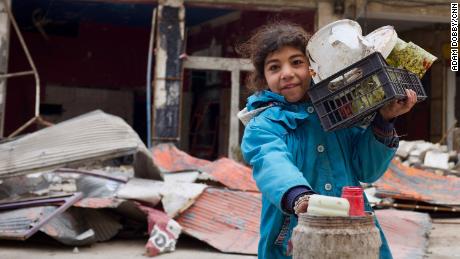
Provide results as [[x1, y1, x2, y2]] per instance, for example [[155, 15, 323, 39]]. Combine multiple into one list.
[[236, 21, 310, 92]]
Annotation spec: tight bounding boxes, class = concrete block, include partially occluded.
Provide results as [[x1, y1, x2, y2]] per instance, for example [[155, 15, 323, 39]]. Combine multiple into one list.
[[396, 140, 417, 158], [424, 150, 449, 170]]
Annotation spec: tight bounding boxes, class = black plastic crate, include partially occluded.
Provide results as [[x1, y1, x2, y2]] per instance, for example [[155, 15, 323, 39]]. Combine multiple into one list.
[[308, 52, 427, 131]]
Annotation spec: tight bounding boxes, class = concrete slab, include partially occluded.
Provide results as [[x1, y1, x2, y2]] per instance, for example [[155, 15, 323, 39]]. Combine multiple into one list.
[[426, 218, 460, 259]]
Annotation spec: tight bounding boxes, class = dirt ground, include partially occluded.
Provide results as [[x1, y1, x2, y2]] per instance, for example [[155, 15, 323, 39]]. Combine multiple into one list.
[[1, 220, 459, 259], [0, 235, 255, 259], [426, 218, 460, 259]]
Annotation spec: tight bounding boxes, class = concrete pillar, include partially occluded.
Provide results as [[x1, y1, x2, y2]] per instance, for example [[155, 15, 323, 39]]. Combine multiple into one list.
[[317, 0, 343, 30], [0, 0, 11, 137], [152, 0, 185, 146], [229, 69, 240, 160], [447, 70, 456, 149]]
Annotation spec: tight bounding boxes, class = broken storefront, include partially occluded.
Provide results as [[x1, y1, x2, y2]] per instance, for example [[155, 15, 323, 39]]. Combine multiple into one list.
[[0, 0, 451, 161], [0, 0, 456, 258]]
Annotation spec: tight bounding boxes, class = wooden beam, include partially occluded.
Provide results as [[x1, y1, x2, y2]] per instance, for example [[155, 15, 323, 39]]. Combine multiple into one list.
[[184, 0, 316, 11], [76, 0, 317, 10], [0, 0, 11, 137], [183, 56, 253, 71], [355, 0, 449, 23]]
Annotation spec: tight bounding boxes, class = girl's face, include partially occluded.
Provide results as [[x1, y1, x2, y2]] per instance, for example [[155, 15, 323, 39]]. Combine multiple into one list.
[[263, 46, 311, 103]]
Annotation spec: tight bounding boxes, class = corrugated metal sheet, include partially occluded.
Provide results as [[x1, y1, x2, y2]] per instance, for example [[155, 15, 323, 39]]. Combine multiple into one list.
[[77, 209, 122, 242], [200, 158, 258, 192], [74, 198, 125, 209], [0, 193, 82, 240], [151, 144, 258, 192], [40, 208, 123, 244], [151, 143, 211, 172], [375, 161, 460, 206], [375, 209, 431, 259], [0, 110, 161, 180], [176, 187, 260, 254]]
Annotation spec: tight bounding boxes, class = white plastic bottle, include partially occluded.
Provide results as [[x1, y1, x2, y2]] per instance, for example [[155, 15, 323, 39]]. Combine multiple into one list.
[[306, 194, 350, 217]]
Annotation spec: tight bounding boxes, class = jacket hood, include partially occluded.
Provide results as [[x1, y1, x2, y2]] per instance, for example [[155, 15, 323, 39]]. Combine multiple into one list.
[[237, 90, 311, 128]]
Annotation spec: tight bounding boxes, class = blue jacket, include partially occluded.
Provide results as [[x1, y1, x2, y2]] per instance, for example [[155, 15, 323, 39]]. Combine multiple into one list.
[[240, 90, 395, 259]]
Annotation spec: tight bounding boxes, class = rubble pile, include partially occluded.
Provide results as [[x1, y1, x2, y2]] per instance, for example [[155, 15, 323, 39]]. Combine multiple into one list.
[[395, 140, 460, 175], [0, 111, 259, 257], [0, 111, 456, 258]]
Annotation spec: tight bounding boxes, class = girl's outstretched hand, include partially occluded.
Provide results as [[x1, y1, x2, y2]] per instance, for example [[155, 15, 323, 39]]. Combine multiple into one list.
[[379, 89, 417, 121], [293, 195, 310, 215]]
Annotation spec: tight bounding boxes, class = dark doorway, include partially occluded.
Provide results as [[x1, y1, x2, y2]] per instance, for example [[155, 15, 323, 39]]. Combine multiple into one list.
[[395, 70, 431, 141]]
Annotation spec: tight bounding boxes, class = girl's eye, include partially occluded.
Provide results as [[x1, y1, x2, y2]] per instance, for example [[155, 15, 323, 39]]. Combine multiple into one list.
[[292, 59, 304, 65], [268, 65, 279, 71]]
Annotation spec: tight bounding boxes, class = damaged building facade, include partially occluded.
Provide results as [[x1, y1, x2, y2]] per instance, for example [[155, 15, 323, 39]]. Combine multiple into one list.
[[0, 0, 451, 160]]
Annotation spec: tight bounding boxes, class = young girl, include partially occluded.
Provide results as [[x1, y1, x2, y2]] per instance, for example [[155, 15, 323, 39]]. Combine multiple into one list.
[[237, 22, 417, 259]]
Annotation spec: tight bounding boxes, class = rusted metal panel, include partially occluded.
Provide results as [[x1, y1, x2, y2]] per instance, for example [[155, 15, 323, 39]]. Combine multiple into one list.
[[375, 161, 460, 206], [201, 158, 258, 192], [151, 144, 258, 191], [0, 110, 161, 180], [0, 192, 82, 240], [0, 193, 75, 210], [375, 209, 431, 259], [176, 187, 260, 254], [38, 207, 122, 245], [151, 143, 211, 172]]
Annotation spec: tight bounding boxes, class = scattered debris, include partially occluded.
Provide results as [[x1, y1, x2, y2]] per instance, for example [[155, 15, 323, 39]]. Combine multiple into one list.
[[139, 205, 182, 257], [0, 193, 82, 241], [0, 110, 162, 180], [395, 140, 460, 175], [200, 158, 258, 192], [176, 188, 261, 255], [374, 161, 460, 208], [375, 209, 431, 259], [0, 111, 456, 258], [151, 143, 211, 172]]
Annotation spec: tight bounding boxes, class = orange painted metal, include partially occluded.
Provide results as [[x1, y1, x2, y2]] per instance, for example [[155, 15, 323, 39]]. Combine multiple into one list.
[[376, 209, 431, 259], [151, 144, 258, 192], [375, 160, 460, 206], [151, 143, 211, 172], [200, 158, 258, 192], [176, 187, 261, 254]]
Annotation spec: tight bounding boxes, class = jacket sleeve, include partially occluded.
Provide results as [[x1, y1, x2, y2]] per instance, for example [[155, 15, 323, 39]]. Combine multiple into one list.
[[349, 127, 396, 183], [241, 123, 311, 213]]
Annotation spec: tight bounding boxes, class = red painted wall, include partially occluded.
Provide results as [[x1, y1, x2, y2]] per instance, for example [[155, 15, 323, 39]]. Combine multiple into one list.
[[5, 9, 316, 136], [5, 22, 151, 135]]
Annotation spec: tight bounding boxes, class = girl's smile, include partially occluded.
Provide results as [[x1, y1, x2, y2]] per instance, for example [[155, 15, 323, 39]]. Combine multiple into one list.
[[263, 46, 312, 103]]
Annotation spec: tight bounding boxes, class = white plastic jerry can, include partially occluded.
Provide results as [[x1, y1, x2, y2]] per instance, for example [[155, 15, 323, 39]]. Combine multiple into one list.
[[306, 194, 350, 217]]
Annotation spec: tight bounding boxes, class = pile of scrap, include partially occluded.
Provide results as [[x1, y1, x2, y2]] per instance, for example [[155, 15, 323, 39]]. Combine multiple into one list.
[[151, 143, 260, 254], [395, 140, 460, 176], [152, 143, 433, 258], [0, 112, 439, 258], [0, 111, 205, 257], [0, 110, 261, 257], [371, 139, 460, 213], [373, 160, 460, 212], [369, 141, 460, 258]]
